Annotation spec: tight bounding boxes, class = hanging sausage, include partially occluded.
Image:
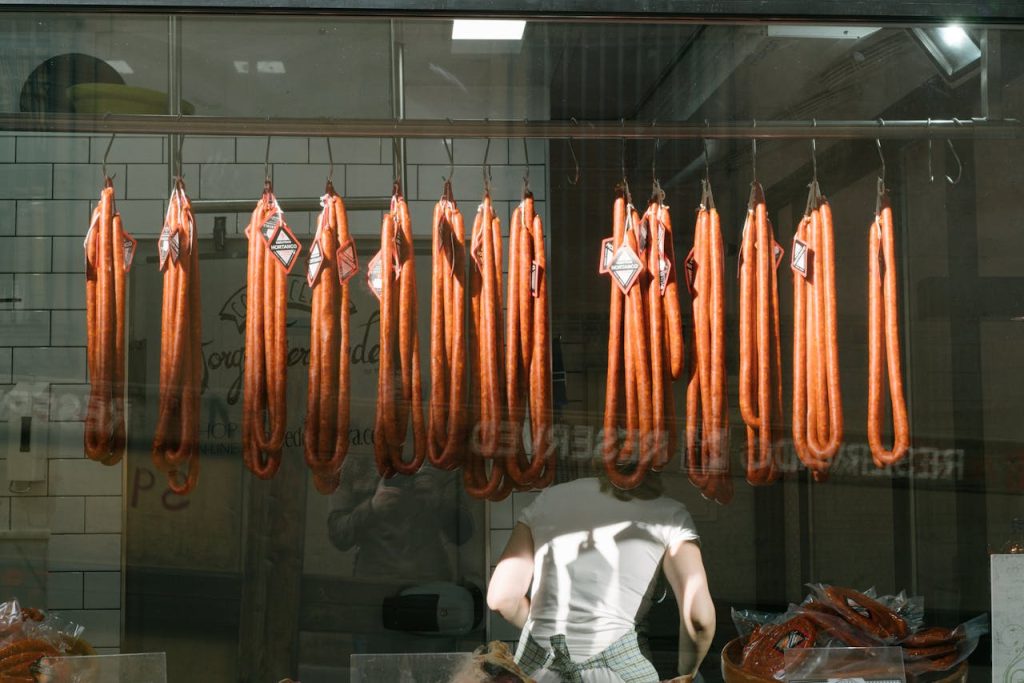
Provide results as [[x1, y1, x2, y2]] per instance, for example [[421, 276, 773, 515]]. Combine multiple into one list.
[[867, 179, 910, 468], [242, 178, 301, 479], [504, 186, 555, 489], [738, 181, 783, 486], [428, 178, 468, 471], [304, 175, 358, 493], [684, 181, 732, 503], [151, 178, 201, 494], [791, 179, 843, 481], [465, 189, 513, 501], [85, 177, 135, 465], [372, 182, 427, 478], [601, 186, 656, 490]]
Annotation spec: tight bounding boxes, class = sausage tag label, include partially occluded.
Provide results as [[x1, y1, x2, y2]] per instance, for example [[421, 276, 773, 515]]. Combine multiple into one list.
[[598, 237, 615, 274], [122, 231, 137, 272], [609, 244, 643, 294], [658, 255, 671, 296], [366, 251, 384, 301], [684, 248, 698, 295], [773, 241, 784, 270], [84, 211, 99, 273], [268, 223, 301, 274], [260, 212, 281, 243], [530, 261, 543, 297], [791, 238, 810, 278], [158, 224, 173, 271], [306, 240, 324, 288], [336, 239, 358, 286]]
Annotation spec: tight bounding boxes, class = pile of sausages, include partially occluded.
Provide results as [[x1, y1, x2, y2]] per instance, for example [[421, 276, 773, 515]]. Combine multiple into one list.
[[372, 185, 428, 478], [151, 179, 201, 494], [84, 179, 134, 466], [241, 182, 301, 480], [304, 180, 357, 494], [601, 186, 684, 490]]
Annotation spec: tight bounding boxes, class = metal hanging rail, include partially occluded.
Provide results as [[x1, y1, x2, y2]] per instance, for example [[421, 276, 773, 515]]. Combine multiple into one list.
[[0, 114, 1020, 140]]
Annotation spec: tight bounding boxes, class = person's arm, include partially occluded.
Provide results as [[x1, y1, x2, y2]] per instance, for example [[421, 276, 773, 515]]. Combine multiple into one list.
[[662, 539, 716, 682], [486, 522, 535, 629]]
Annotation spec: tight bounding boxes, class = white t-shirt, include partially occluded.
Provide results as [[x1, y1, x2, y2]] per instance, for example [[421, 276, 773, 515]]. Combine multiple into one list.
[[516, 477, 699, 661]]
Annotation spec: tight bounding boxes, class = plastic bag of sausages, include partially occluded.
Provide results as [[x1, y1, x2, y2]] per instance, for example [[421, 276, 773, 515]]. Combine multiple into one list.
[[804, 584, 923, 642]]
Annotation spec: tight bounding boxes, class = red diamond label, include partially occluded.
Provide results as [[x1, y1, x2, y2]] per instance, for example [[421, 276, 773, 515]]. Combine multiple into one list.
[[366, 251, 384, 301], [791, 238, 810, 278], [158, 224, 173, 271], [261, 212, 281, 243], [530, 261, 542, 297], [122, 231, 137, 272], [774, 241, 784, 270], [337, 238, 358, 286], [307, 240, 324, 288], [598, 237, 614, 274], [659, 255, 671, 296], [609, 243, 643, 294]]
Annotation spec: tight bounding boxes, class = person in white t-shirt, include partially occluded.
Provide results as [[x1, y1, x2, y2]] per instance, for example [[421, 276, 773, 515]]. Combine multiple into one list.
[[486, 474, 715, 683]]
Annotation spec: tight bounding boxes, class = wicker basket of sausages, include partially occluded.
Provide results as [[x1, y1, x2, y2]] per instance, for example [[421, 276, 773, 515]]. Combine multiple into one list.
[[724, 585, 987, 683]]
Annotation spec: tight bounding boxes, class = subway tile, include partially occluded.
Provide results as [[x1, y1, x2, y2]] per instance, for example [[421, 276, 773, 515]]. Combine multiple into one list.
[[60, 608, 120, 647], [14, 273, 85, 309], [0, 201, 14, 236], [84, 571, 120, 609], [237, 136, 308, 163], [310, 137, 382, 165], [85, 497, 121, 533], [52, 164, 126, 200], [51, 237, 85, 274], [50, 309, 86, 345], [0, 274, 11, 311], [200, 163, 265, 200], [90, 136, 163, 164], [47, 571, 83, 609], [47, 421, 85, 457], [272, 164, 337, 199], [0, 311, 50, 346], [49, 384, 89, 423], [0, 498, 9, 530], [405, 139, 449, 165], [51, 497, 85, 534], [0, 237, 51, 273], [10, 497, 49, 531], [0, 349, 10, 384], [489, 495, 514, 529], [48, 459, 121, 496], [345, 211, 381, 238], [192, 211, 237, 238], [0, 165, 52, 200], [489, 529, 512, 556], [405, 200, 435, 238], [125, 164, 171, 200], [344, 164, 393, 198], [13, 347, 86, 384], [0, 138, 13, 163], [508, 139, 547, 166], [47, 534, 121, 572], [115, 199, 164, 236], [15, 200, 91, 236], [17, 137, 90, 163], [181, 136, 235, 164], [0, 461, 46, 496]]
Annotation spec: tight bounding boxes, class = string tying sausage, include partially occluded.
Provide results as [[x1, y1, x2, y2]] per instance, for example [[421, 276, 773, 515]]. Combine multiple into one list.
[[151, 179, 201, 494]]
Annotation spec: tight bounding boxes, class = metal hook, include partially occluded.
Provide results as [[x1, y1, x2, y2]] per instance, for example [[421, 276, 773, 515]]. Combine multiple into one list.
[[325, 137, 335, 189], [651, 137, 659, 185], [522, 137, 531, 195], [751, 119, 758, 183], [945, 119, 963, 185], [442, 138, 454, 184], [810, 118, 818, 183], [620, 119, 627, 184], [482, 136, 492, 196], [567, 117, 581, 186], [876, 122, 886, 186], [101, 133, 116, 181], [927, 119, 935, 183]]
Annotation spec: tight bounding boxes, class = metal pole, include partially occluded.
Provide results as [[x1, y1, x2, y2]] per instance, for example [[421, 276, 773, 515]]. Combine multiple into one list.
[[0, 114, 1019, 140], [389, 20, 407, 190], [189, 197, 389, 213], [167, 15, 182, 189]]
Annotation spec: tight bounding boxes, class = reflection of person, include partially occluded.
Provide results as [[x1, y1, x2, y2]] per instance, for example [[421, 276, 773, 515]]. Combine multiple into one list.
[[328, 453, 461, 581], [487, 474, 715, 683]]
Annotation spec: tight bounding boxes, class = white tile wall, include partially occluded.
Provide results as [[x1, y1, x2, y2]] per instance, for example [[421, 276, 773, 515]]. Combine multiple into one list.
[[10, 497, 50, 531], [237, 136, 308, 163], [310, 137, 383, 165], [50, 238, 85, 275], [83, 571, 120, 609], [15, 200, 90, 236], [49, 384, 89, 422], [273, 164, 338, 199], [345, 164, 394, 198], [17, 137, 90, 164], [51, 496, 86, 533], [12, 347, 86, 384], [114, 199, 165, 236], [85, 497, 121, 533], [48, 571, 83, 609], [48, 533, 121, 572], [0, 138, 14, 163], [0, 498, 10, 530], [61, 608, 120, 647], [49, 460, 121, 497], [0, 311, 50, 346], [0, 201, 15, 236], [0, 349, 10, 383], [14, 273, 86, 309], [201, 163, 266, 200], [89, 136, 163, 164], [0, 237, 51, 273], [0, 164, 51, 199], [53, 164, 126, 200]]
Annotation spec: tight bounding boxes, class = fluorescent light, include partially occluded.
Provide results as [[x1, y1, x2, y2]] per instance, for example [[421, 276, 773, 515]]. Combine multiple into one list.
[[233, 61, 250, 74], [256, 60, 286, 74], [939, 24, 968, 48], [767, 25, 880, 40], [106, 59, 134, 75], [452, 19, 526, 41]]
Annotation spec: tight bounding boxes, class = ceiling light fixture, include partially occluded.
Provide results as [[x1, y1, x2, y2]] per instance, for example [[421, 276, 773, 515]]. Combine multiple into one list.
[[256, 60, 286, 74], [452, 19, 526, 41], [105, 59, 134, 75], [910, 24, 981, 83], [766, 25, 880, 40], [233, 61, 250, 74]]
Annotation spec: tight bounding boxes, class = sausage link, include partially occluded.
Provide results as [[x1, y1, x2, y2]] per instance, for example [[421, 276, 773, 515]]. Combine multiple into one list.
[[602, 196, 628, 470]]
